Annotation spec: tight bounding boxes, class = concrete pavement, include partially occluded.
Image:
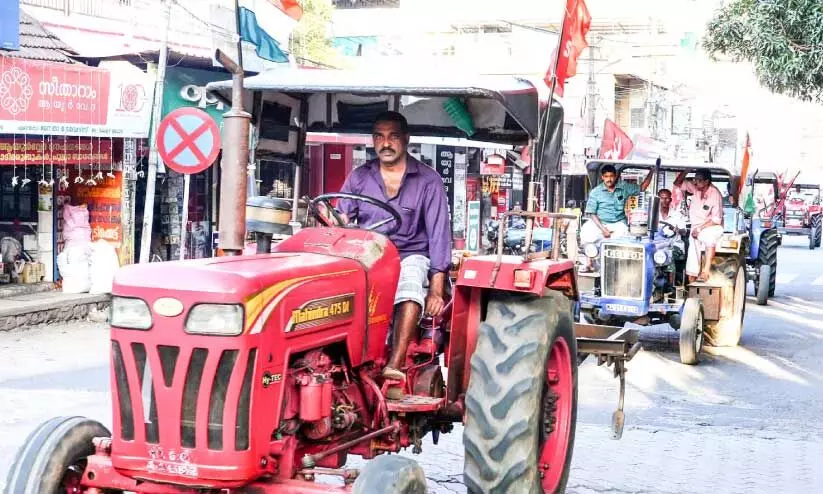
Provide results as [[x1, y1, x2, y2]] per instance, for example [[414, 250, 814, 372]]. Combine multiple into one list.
[[0, 234, 822, 493]]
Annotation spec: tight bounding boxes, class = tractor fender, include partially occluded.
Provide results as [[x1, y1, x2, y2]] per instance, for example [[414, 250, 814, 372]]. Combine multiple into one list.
[[715, 232, 750, 256], [446, 256, 577, 405]]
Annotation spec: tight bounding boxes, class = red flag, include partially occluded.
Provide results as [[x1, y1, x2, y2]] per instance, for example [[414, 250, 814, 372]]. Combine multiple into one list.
[[269, 0, 303, 21], [599, 119, 633, 159], [545, 0, 592, 97]]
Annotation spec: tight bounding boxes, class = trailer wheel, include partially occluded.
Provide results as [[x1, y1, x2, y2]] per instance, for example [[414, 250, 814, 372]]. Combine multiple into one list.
[[706, 264, 746, 347], [756, 264, 770, 306], [679, 298, 703, 365], [4, 416, 109, 494], [353, 455, 427, 494], [757, 229, 779, 297], [463, 290, 577, 494]]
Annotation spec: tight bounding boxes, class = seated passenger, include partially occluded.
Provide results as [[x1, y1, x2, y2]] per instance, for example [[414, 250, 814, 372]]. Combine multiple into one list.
[[657, 188, 687, 281], [337, 111, 449, 384], [674, 169, 724, 282], [580, 164, 653, 245]]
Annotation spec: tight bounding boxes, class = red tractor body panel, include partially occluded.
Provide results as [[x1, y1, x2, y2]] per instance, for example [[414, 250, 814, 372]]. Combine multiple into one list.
[[444, 255, 578, 402], [108, 228, 400, 487]]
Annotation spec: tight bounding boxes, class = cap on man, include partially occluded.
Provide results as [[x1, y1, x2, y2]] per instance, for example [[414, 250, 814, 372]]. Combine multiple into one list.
[[674, 169, 724, 282], [336, 111, 450, 392]]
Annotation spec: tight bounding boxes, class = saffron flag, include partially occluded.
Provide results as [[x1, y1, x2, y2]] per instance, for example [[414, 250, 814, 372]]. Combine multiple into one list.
[[599, 119, 633, 159], [737, 133, 751, 200], [545, 0, 592, 97]]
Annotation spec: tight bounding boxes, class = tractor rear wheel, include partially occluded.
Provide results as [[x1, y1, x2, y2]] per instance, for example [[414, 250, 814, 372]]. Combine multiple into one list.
[[678, 298, 703, 365], [705, 259, 747, 347], [353, 455, 427, 494], [757, 229, 779, 297], [4, 416, 109, 494], [756, 264, 770, 306], [814, 215, 822, 247], [463, 290, 577, 494]]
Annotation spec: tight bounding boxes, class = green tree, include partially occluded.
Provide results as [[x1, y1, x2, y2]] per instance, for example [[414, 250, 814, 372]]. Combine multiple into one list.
[[289, 0, 337, 67], [703, 0, 823, 102]]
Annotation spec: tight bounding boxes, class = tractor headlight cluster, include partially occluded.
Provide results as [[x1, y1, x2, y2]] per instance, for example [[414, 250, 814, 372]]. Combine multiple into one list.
[[185, 304, 244, 336], [583, 243, 599, 258], [653, 250, 670, 266], [110, 297, 152, 330]]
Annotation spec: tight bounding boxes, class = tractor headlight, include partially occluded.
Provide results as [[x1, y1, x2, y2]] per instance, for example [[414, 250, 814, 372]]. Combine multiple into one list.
[[583, 243, 599, 258], [110, 297, 152, 330], [653, 250, 670, 266], [185, 304, 244, 336]]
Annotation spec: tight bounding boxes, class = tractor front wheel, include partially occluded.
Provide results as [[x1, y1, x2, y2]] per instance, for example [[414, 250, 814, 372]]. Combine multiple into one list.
[[678, 298, 704, 365], [353, 455, 427, 494], [4, 416, 109, 494], [463, 290, 577, 494]]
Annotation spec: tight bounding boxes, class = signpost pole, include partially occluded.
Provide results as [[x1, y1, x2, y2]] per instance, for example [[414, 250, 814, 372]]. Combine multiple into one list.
[[179, 174, 190, 260]]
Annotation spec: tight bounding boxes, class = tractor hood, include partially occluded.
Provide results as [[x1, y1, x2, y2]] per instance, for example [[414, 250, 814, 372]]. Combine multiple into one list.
[[112, 253, 363, 303]]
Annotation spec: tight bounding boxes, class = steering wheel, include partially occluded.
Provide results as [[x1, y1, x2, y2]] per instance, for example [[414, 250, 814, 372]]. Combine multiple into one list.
[[659, 221, 678, 239], [309, 193, 403, 237]]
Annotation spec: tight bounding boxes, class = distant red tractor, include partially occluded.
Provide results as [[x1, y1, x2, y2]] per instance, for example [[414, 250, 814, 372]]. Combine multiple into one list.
[[778, 184, 822, 249], [4, 73, 639, 493]]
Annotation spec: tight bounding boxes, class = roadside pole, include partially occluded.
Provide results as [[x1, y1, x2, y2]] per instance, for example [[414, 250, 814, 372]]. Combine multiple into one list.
[[215, 0, 251, 256], [138, 0, 172, 263]]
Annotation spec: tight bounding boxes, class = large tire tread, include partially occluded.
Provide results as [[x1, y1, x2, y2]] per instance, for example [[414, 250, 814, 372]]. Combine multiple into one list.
[[757, 229, 779, 297], [463, 290, 577, 494], [4, 416, 109, 494], [705, 257, 746, 347]]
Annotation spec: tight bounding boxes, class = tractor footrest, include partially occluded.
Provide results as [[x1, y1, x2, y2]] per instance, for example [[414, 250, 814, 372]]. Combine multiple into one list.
[[387, 395, 445, 413]]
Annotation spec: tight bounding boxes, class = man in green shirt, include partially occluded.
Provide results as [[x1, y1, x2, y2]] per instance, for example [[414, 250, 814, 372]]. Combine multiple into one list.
[[580, 164, 653, 245]]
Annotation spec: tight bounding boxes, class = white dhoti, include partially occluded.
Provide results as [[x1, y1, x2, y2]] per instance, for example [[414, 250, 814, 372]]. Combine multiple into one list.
[[686, 225, 724, 276], [580, 219, 629, 244]]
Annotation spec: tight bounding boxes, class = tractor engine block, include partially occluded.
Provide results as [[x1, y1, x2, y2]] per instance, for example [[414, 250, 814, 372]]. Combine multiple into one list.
[[282, 349, 365, 442]]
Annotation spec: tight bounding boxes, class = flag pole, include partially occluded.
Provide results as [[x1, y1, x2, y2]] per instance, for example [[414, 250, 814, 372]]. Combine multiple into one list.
[[525, 1, 570, 256]]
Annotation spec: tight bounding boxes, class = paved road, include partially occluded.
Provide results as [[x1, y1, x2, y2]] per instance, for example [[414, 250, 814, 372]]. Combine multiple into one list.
[[1, 235, 822, 493]]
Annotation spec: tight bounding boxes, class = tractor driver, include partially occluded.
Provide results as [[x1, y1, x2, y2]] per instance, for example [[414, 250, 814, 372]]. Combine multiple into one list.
[[336, 111, 450, 385], [674, 169, 724, 282], [581, 164, 653, 244]]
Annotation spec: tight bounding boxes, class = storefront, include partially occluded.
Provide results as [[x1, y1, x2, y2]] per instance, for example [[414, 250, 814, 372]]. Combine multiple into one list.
[[0, 56, 152, 284]]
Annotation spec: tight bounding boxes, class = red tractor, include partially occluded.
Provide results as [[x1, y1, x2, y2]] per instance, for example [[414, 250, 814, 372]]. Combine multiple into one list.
[[5, 71, 639, 493], [778, 183, 822, 249]]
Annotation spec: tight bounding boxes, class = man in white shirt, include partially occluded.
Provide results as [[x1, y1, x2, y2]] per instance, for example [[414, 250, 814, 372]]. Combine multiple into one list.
[[657, 188, 687, 281]]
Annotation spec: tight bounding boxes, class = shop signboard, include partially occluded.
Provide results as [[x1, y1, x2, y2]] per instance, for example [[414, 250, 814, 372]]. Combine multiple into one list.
[[435, 145, 455, 225], [0, 58, 153, 137], [466, 200, 481, 253], [0, 137, 111, 165], [481, 151, 506, 175], [162, 67, 228, 126]]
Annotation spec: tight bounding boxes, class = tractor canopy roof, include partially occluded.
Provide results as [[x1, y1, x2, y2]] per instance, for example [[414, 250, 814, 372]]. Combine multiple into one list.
[[585, 159, 739, 187], [752, 171, 779, 184], [206, 68, 565, 173]]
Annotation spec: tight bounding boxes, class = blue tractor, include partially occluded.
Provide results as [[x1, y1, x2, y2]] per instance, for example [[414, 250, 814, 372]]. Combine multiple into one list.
[[577, 160, 748, 365], [744, 172, 782, 305]]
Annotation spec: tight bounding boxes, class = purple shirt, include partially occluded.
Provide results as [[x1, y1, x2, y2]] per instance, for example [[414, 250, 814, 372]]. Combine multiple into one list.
[[338, 155, 451, 275]]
